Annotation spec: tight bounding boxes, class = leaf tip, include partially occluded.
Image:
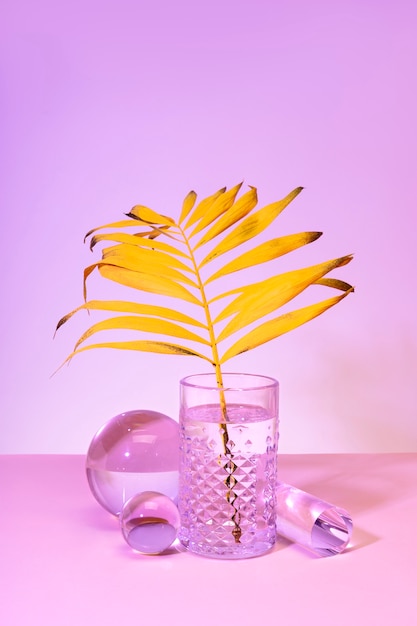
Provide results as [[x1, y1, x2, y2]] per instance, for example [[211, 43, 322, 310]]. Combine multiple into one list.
[[54, 314, 70, 336]]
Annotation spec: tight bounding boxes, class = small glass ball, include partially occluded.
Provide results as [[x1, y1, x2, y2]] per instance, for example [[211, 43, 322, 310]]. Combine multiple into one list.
[[86, 410, 179, 515], [120, 491, 181, 554]]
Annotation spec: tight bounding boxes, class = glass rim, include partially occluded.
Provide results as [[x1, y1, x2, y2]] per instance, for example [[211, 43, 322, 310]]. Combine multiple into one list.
[[180, 372, 278, 392]]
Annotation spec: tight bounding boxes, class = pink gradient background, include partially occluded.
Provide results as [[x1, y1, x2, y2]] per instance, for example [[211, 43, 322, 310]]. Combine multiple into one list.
[[1, 0, 416, 453]]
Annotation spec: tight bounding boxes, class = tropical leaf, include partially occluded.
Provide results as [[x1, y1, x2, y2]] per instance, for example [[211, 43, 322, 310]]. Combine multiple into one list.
[[220, 288, 353, 363], [57, 183, 353, 384]]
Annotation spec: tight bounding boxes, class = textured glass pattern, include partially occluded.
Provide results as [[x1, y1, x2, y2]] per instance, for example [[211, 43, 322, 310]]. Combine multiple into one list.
[[178, 374, 279, 559]]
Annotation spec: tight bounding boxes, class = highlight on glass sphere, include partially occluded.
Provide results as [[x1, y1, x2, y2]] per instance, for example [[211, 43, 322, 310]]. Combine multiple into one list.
[[120, 491, 181, 554], [86, 409, 179, 515]]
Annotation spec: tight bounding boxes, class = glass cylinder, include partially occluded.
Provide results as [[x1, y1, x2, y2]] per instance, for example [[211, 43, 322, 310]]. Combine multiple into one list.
[[275, 483, 352, 556], [178, 372, 279, 559]]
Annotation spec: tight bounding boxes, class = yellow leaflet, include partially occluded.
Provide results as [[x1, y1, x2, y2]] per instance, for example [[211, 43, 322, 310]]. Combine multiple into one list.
[[57, 340, 212, 371], [55, 300, 207, 332], [204, 232, 322, 284], [73, 316, 211, 351], [315, 278, 354, 291], [193, 187, 258, 250], [90, 232, 144, 250], [96, 264, 201, 305], [220, 289, 353, 363], [215, 255, 353, 341], [101, 243, 194, 276], [188, 183, 243, 238], [89, 232, 188, 257], [211, 253, 352, 310], [127, 205, 175, 225], [184, 187, 226, 230], [84, 219, 154, 241], [83, 264, 97, 299], [199, 186, 303, 268], [179, 190, 197, 224], [94, 250, 197, 288]]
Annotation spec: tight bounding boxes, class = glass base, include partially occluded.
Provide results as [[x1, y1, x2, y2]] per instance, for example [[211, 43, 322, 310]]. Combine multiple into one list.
[[179, 535, 276, 559]]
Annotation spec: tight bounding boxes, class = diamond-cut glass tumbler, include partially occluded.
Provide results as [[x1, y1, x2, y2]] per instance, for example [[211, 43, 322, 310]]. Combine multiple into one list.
[[178, 373, 279, 559]]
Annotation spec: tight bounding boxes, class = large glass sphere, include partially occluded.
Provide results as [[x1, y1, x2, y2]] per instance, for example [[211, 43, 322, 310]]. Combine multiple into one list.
[[86, 410, 179, 515], [120, 491, 181, 554]]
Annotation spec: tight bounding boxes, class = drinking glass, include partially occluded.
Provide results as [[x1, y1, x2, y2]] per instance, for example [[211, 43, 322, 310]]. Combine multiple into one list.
[[178, 372, 279, 559]]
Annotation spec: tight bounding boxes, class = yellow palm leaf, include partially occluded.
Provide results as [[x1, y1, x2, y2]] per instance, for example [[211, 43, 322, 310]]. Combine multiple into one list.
[[203, 232, 322, 284], [193, 187, 258, 250], [55, 300, 207, 332], [57, 183, 353, 380], [220, 288, 353, 363], [198, 186, 303, 267], [73, 316, 211, 351], [214, 255, 353, 341]]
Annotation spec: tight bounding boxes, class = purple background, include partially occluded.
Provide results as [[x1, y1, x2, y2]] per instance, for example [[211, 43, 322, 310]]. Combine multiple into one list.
[[1, 0, 416, 453]]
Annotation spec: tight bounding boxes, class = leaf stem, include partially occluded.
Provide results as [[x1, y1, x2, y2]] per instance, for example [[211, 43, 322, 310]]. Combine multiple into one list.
[[178, 225, 227, 420], [179, 224, 242, 543]]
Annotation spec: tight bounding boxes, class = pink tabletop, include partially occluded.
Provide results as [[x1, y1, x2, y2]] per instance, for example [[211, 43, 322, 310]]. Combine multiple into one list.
[[1, 454, 416, 625]]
